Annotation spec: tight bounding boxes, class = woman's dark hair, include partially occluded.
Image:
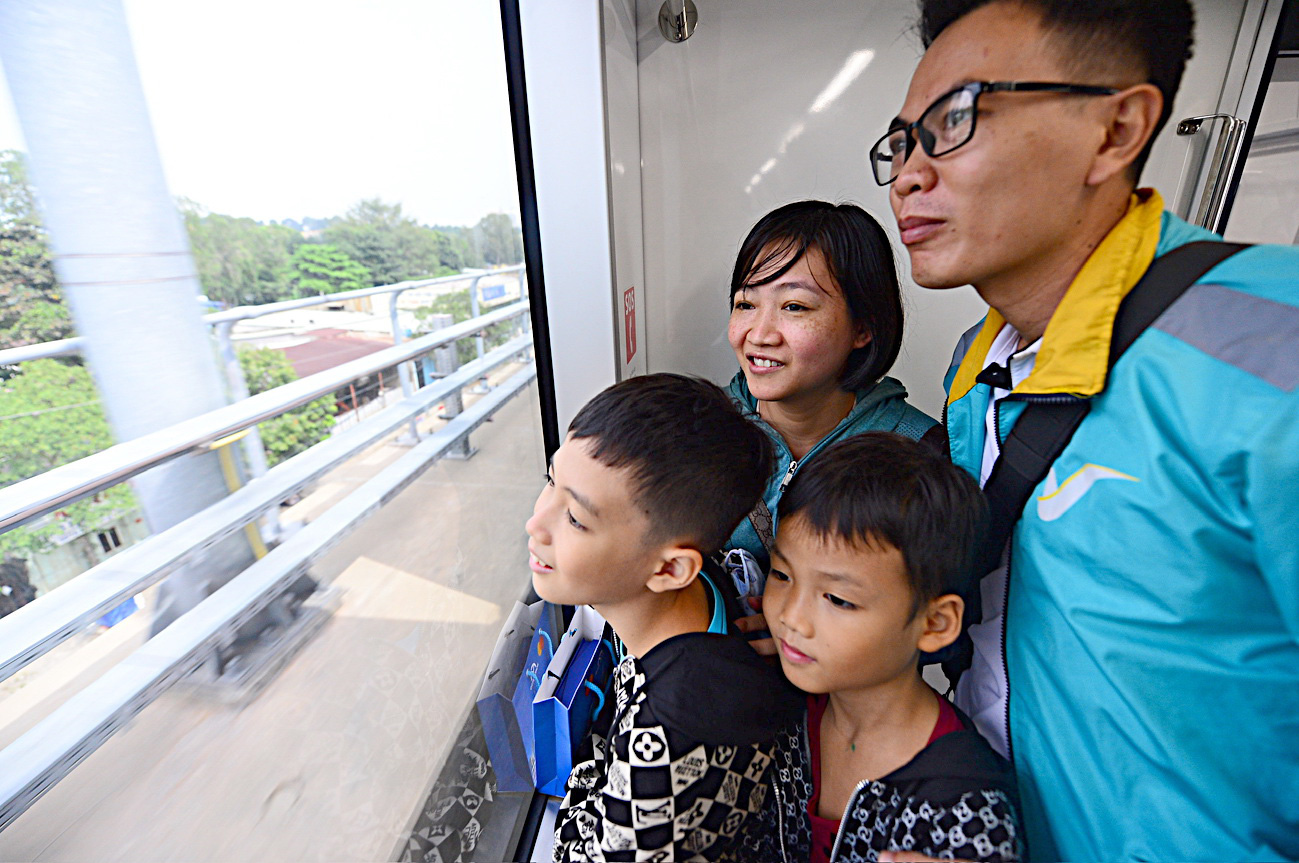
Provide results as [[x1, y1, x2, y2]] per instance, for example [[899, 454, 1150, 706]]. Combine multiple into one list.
[[729, 201, 903, 391]]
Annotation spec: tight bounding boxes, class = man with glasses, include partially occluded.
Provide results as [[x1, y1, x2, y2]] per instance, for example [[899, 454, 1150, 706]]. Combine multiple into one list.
[[873, 2, 1299, 862]]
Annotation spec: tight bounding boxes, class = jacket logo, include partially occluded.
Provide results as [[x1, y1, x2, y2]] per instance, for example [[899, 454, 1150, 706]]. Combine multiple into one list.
[[1036, 464, 1138, 521]]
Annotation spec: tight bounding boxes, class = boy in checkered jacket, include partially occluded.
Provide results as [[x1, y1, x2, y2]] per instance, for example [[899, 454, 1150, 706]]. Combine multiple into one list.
[[728, 434, 1023, 862], [526, 374, 802, 861]]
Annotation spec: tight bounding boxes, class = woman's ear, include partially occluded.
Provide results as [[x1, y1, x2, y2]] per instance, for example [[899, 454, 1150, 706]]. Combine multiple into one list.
[[916, 593, 964, 654], [853, 322, 873, 351], [645, 546, 705, 594]]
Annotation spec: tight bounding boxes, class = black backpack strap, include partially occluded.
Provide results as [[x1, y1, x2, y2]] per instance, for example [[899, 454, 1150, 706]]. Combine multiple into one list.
[[940, 240, 1249, 684], [1109, 241, 1249, 358]]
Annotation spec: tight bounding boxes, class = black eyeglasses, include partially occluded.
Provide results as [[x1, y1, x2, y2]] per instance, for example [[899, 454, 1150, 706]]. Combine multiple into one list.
[[869, 80, 1120, 186]]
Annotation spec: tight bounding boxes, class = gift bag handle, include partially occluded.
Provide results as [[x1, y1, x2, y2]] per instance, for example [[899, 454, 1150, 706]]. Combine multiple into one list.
[[583, 681, 606, 722]]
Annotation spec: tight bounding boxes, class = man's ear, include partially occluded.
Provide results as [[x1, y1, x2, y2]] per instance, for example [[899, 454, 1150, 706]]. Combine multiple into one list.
[[916, 593, 964, 654], [1087, 83, 1163, 187], [645, 546, 704, 594]]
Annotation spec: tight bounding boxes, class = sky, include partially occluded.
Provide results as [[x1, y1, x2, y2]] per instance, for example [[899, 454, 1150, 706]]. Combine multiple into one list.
[[0, 0, 521, 228]]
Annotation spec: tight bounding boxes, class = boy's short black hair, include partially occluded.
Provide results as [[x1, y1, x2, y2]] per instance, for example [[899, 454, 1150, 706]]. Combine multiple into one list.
[[568, 373, 773, 552], [778, 433, 986, 611], [917, 0, 1195, 179], [730, 201, 903, 390]]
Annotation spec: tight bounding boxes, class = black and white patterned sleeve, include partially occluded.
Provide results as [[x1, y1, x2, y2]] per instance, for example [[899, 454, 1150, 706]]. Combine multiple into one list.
[[553, 713, 775, 862], [716, 773, 783, 863], [889, 788, 1023, 863]]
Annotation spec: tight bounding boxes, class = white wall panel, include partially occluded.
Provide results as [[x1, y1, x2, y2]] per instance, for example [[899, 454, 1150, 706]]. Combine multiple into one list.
[[632, 0, 1250, 417]]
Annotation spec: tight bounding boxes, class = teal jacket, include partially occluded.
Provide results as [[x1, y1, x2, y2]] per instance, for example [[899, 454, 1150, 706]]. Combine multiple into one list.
[[943, 191, 1299, 861], [726, 372, 935, 565]]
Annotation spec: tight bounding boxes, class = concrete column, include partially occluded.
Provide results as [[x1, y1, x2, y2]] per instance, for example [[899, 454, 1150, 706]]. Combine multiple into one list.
[[0, 0, 256, 635]]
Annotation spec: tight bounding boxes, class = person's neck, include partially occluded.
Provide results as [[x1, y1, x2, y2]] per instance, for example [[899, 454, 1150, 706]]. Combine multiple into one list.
[[595, 577, 711, 659], [758, 387, 856, 461], [824, 669, 938, 768], [977, 191, 1132, 349]]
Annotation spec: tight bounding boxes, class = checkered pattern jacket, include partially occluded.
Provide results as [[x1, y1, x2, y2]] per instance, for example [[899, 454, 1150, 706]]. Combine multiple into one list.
[[727, 703, 1023, 862], [552, 631, 801, 862]]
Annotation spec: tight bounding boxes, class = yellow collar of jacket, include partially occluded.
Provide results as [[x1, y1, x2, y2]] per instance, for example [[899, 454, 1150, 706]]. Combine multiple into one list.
[[948, 188, 1164, 403]]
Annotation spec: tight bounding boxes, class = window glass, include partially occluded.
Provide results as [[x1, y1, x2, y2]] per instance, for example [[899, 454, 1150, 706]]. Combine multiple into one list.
[[0, 2, 546, 859]]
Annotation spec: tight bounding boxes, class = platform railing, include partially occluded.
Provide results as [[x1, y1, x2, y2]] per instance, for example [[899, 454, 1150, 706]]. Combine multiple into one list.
[[0, 298, 529, 534], [0, 265, 527, 480], [0, 265, 526, 369], [0, 294, 537, 831]]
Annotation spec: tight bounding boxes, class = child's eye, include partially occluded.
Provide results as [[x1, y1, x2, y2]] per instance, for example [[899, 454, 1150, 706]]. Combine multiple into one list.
[[566, 510, 586, 530], [768, 568, 791, 582], [824, 593, 857, 610]]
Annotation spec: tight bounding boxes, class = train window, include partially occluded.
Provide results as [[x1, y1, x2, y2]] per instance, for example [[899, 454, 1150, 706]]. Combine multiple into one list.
[[1224, 2, 1299, 246], [0, 2, 547, 861]]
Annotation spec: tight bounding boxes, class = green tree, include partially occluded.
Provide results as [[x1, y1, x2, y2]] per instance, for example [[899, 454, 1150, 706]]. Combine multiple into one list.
[[181, 200, 300, 306], [432, 224, 485, 269], [286, 244, 371, 295], [474, 213, 524, 266], [414, 287, 517, 365], [324, 199, 464, 286], [0, 360, 134, 556], [238, 347, 336, 467], [0, 151, 74, 352]]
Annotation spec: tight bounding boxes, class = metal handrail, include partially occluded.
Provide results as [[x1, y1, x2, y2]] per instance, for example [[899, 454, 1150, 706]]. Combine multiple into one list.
[[0, 335, 533, 685], [0, 265, 525, 367], [0, 300, 529, 533], [203, 264, 524, 325], [0, 336, 85, 366]]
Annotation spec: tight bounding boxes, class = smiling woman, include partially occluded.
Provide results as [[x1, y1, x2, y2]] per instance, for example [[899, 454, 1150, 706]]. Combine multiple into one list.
[[722, 201, 941, 573]]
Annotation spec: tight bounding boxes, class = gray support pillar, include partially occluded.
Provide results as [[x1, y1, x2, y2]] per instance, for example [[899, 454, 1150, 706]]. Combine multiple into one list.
[[0, 0, 256, 635]]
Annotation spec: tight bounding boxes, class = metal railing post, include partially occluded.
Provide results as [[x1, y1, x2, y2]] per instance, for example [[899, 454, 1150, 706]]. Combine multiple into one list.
[[214, 321, 271, 480], [469, 275, 486, 361], [388, 289, 420, 444], [428, 315, 474, 459], [467, 275, 493, 394]]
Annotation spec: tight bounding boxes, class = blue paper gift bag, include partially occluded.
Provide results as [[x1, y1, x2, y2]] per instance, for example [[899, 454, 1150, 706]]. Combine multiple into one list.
[[531, 605, 615, 797], [476, 599, 559, 792], [509, 601, 560, 788]]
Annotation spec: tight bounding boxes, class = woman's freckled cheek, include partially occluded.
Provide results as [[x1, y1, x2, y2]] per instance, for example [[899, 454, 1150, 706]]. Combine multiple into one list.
[[803, 318, 832, 339]]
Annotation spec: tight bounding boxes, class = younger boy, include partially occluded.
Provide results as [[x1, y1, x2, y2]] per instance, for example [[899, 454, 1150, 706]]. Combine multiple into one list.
[[526, 373, 802, 862], [730, 433, 1022, 863]]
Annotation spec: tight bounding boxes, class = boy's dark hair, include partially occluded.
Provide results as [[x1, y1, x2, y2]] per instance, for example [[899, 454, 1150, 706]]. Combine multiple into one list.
[[568, 373, 774, 552], [730, 201, 903, 391], [917, 0, 1195, 180], [778, 433, 986, 612]]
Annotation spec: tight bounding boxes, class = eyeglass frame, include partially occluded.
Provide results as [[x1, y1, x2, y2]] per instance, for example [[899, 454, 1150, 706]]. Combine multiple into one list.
[[870, 80, 1121, 186]]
